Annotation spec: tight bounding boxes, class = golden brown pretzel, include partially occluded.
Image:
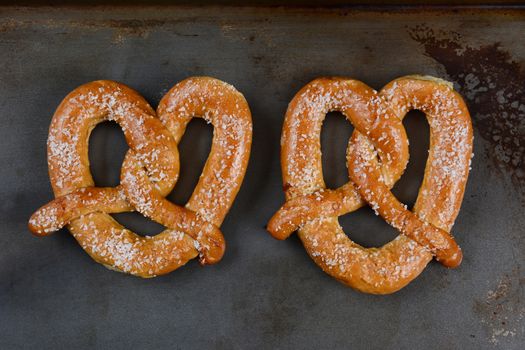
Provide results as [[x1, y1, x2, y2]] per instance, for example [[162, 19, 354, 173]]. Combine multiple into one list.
[[29, 77, 252, 277], [268, 76, 473, 294]]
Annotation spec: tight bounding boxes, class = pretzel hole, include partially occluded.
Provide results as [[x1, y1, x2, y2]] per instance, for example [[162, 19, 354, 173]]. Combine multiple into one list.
[[111, 212, 166, 236], [339, 208, 398, 248], [167, 118, 213, 205], [391, 110, 430, 208], [321, 112, 354, 189], [88, 121, 127, 188]]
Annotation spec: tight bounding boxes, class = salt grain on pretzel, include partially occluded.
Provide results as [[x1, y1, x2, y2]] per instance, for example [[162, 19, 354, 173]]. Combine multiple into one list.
[[268, 76, 473, 294], [29, 77, 252, 277]]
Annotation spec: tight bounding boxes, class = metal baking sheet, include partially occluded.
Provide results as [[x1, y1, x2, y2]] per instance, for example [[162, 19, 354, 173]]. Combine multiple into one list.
[[1, 5, 523, 349]]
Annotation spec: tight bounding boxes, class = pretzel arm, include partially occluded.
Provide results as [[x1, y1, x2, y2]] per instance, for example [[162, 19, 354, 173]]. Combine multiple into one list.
[[347, 137, 462, 267], [267, 184, 363, 240], [28, 187, 130, 235]]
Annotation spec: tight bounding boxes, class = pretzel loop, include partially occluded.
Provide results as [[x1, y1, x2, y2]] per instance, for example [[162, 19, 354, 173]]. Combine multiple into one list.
[[268, 76, 473, 294], [29, 77, 252, 277]]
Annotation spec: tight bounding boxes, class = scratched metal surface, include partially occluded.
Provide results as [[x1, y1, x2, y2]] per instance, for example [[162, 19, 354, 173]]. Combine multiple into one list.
[[0, 6, 523, 349]]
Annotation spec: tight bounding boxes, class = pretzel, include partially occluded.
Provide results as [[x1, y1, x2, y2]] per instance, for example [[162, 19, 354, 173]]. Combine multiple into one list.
[[268, 76, 473, 294], [28, 77, 252, 277]]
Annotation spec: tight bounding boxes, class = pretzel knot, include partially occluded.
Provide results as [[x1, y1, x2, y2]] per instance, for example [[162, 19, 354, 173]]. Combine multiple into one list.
[[29, 77, 252, 277], [268, 76, 473, 294]]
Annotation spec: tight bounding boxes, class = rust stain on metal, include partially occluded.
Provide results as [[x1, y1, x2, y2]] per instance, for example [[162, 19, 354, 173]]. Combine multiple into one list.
[[408, 25, 525, 203], [472, 268, 525, 344], [0, 18, 19, 32], [0, 17, 199, 43]]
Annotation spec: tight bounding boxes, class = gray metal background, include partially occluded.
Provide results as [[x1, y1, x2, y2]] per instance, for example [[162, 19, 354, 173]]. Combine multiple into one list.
[[0, 5, 524, 349]]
